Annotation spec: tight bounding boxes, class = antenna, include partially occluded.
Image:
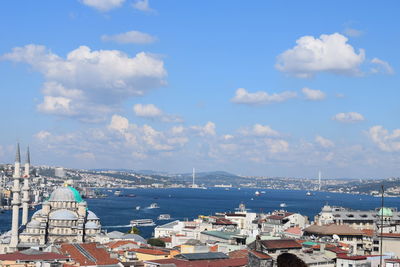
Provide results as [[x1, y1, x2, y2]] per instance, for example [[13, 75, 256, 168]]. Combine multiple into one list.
[[318, 171, 322, 191], [192, 168, 195, 187]]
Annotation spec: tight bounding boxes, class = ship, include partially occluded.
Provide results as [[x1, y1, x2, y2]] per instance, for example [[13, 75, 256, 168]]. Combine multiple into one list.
[[280, 203, 287, 208], [114, 190, 122, 196], [157, 214, 171, 220], [130, 219, 155, 226], [255, 191, 261, 196], [148, 203, 159, 209], [135, 206, 141, 210], [306, 191, 312, 196]]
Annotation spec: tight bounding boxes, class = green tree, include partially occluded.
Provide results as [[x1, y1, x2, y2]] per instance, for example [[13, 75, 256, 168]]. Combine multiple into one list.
[[127, 226, 140, 235], [147, 238, 165, 247]]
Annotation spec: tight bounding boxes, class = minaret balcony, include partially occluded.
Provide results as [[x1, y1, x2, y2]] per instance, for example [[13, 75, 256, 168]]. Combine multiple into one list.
[[22, 197, 30, 202], [12, 188, 21, 193]]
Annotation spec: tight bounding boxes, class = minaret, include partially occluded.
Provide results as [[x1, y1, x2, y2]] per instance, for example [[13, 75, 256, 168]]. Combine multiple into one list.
[[21, 146, 30, 225], [10, 143, 21, 248]]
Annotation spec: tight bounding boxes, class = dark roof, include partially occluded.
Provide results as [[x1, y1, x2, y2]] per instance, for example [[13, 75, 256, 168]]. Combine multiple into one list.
[[176, 252, 229, 261], [261, 239, 302, 250], [0, 250, 69, 262]]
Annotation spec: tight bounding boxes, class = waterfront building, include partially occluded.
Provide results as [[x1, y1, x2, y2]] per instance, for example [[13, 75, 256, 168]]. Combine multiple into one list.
[[260, 210, 309, 236], [315, 205, 400, 232]]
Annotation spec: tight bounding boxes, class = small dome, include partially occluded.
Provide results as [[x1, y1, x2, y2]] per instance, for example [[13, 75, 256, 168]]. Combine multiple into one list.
[[27, 220, 41, 228], [32, 209, 42, 218], [85, 221, 100, 229], [322, 205, 331, 212], [378, 207, 393, 217], [49, 209, 78, 220], [87, 210, 99, 220], [48, 186, 83, 203]]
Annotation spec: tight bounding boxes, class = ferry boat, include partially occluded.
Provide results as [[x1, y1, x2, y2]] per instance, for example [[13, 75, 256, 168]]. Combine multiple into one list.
[[135, 206, 141, 210], [280, 203, 287, 208], [130, 219, 155, 226], [114, 190, 122, 196], [157, 214, 171, 220], [255, 191, 261, 196], [306, 191, 312, 196], [149, 203, 159, 209]]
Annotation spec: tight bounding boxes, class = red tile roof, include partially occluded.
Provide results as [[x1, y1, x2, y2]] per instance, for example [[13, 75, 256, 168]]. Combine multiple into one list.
[[284, 227, 302, 235], [337, 254, 367, 260], [145, 257, 248, 267], [249, 250, 272, 259], [229, 249, 248, 259], [60, 243, 119, 266], [106, 240, 140, 249], [261, 239, 302, 250], [131, 248, 169, 255], [0, 251, 69, 262]]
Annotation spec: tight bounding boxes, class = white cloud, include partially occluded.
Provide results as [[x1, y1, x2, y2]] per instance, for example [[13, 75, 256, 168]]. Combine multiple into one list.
[[315, 135, 335, 148], [371, 57, 394, 74], [35, 130, 51, 140], [134, 104, 162, 117], [2, 45, 167, 122], [133, 104, 183, 123], [302, 87, 326, 101], [265, 139, 289, 153], [276, 33, 365, 78], [333, 112, 365, 123], [75, 152, 95, 160], [81, 0, 125, 11], [343, 28, 363, 37], [191, 122, 216, 136], [231, 88, 297, 105], [108, 114, 129, 132], [368, 126, 400, 152], [252, 124, 280, 137], [132, 0, 154, 12], [101, 31, 157, 44]]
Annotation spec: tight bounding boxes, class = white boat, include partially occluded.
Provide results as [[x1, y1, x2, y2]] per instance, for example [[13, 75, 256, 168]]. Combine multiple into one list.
[[135, 206, 140, 210], [149, 203, 159, 209], [306, 191, 312, 196], [280, 203, 287, 208], [261, 191, 266, 194], [158, 214, 171, 220], [255, 191, 261, 196], [130, 219, 155, 226], [114, 190, 121, 196]]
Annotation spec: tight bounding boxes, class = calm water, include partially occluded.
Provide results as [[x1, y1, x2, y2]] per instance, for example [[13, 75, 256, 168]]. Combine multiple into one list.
[[1, 188, 399, 238]]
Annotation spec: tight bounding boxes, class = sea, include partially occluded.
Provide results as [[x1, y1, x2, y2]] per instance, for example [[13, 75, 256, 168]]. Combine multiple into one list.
[[1, 188, 399, 238]]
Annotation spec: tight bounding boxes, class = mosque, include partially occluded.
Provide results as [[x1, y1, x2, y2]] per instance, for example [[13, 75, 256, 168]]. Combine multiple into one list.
[[0, 144, 102, 253]]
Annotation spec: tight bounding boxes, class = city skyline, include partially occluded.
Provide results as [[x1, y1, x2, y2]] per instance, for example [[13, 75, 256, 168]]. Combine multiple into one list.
[[0, 1, 399, 178]]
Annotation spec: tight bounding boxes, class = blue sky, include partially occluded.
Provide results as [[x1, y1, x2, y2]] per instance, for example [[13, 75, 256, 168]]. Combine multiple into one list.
[[0, 0, 399, 178]]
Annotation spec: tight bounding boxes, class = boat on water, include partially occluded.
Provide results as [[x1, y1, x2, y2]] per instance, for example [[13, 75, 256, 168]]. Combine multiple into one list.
[[255, 191, 261, 196], [158, 214, 171, 220], [280, 203, 287, 208], [148, 203, 159, 209], [114, 190, 122, 196], [306, 191, 312, 196], [135, 206, 141, 210], [261, 191, 266, 194], [130, 219, 155, 226]]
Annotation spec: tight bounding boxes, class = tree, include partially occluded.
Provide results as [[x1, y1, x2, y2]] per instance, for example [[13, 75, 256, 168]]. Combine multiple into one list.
[[127, 226, 140, 235], [147, 238, 165, 247]]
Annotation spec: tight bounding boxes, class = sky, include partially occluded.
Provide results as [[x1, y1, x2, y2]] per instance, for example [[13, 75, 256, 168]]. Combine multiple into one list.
[[0, 0, 399, 178]]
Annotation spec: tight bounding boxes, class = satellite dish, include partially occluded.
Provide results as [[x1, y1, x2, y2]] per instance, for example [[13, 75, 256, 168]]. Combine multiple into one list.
[[332, 234, 340, 241]]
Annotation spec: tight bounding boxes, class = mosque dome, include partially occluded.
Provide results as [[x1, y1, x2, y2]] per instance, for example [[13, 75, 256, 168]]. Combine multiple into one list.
[[378, 207, 393, 217], [32, 209, 42, 218], [49, 209, 78, 220], [48, 186, 83, 203], [27, 220, 41, 228], [87, 210, 99, 220], [85, 222, 100, 229]]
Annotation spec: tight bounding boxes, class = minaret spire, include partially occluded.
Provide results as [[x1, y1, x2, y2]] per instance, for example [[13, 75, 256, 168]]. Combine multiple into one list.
[[11, 143, 22, 248], [22, 146, 31, 225], [13, 143, 21, 178], [15, 143, 21, 163]]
